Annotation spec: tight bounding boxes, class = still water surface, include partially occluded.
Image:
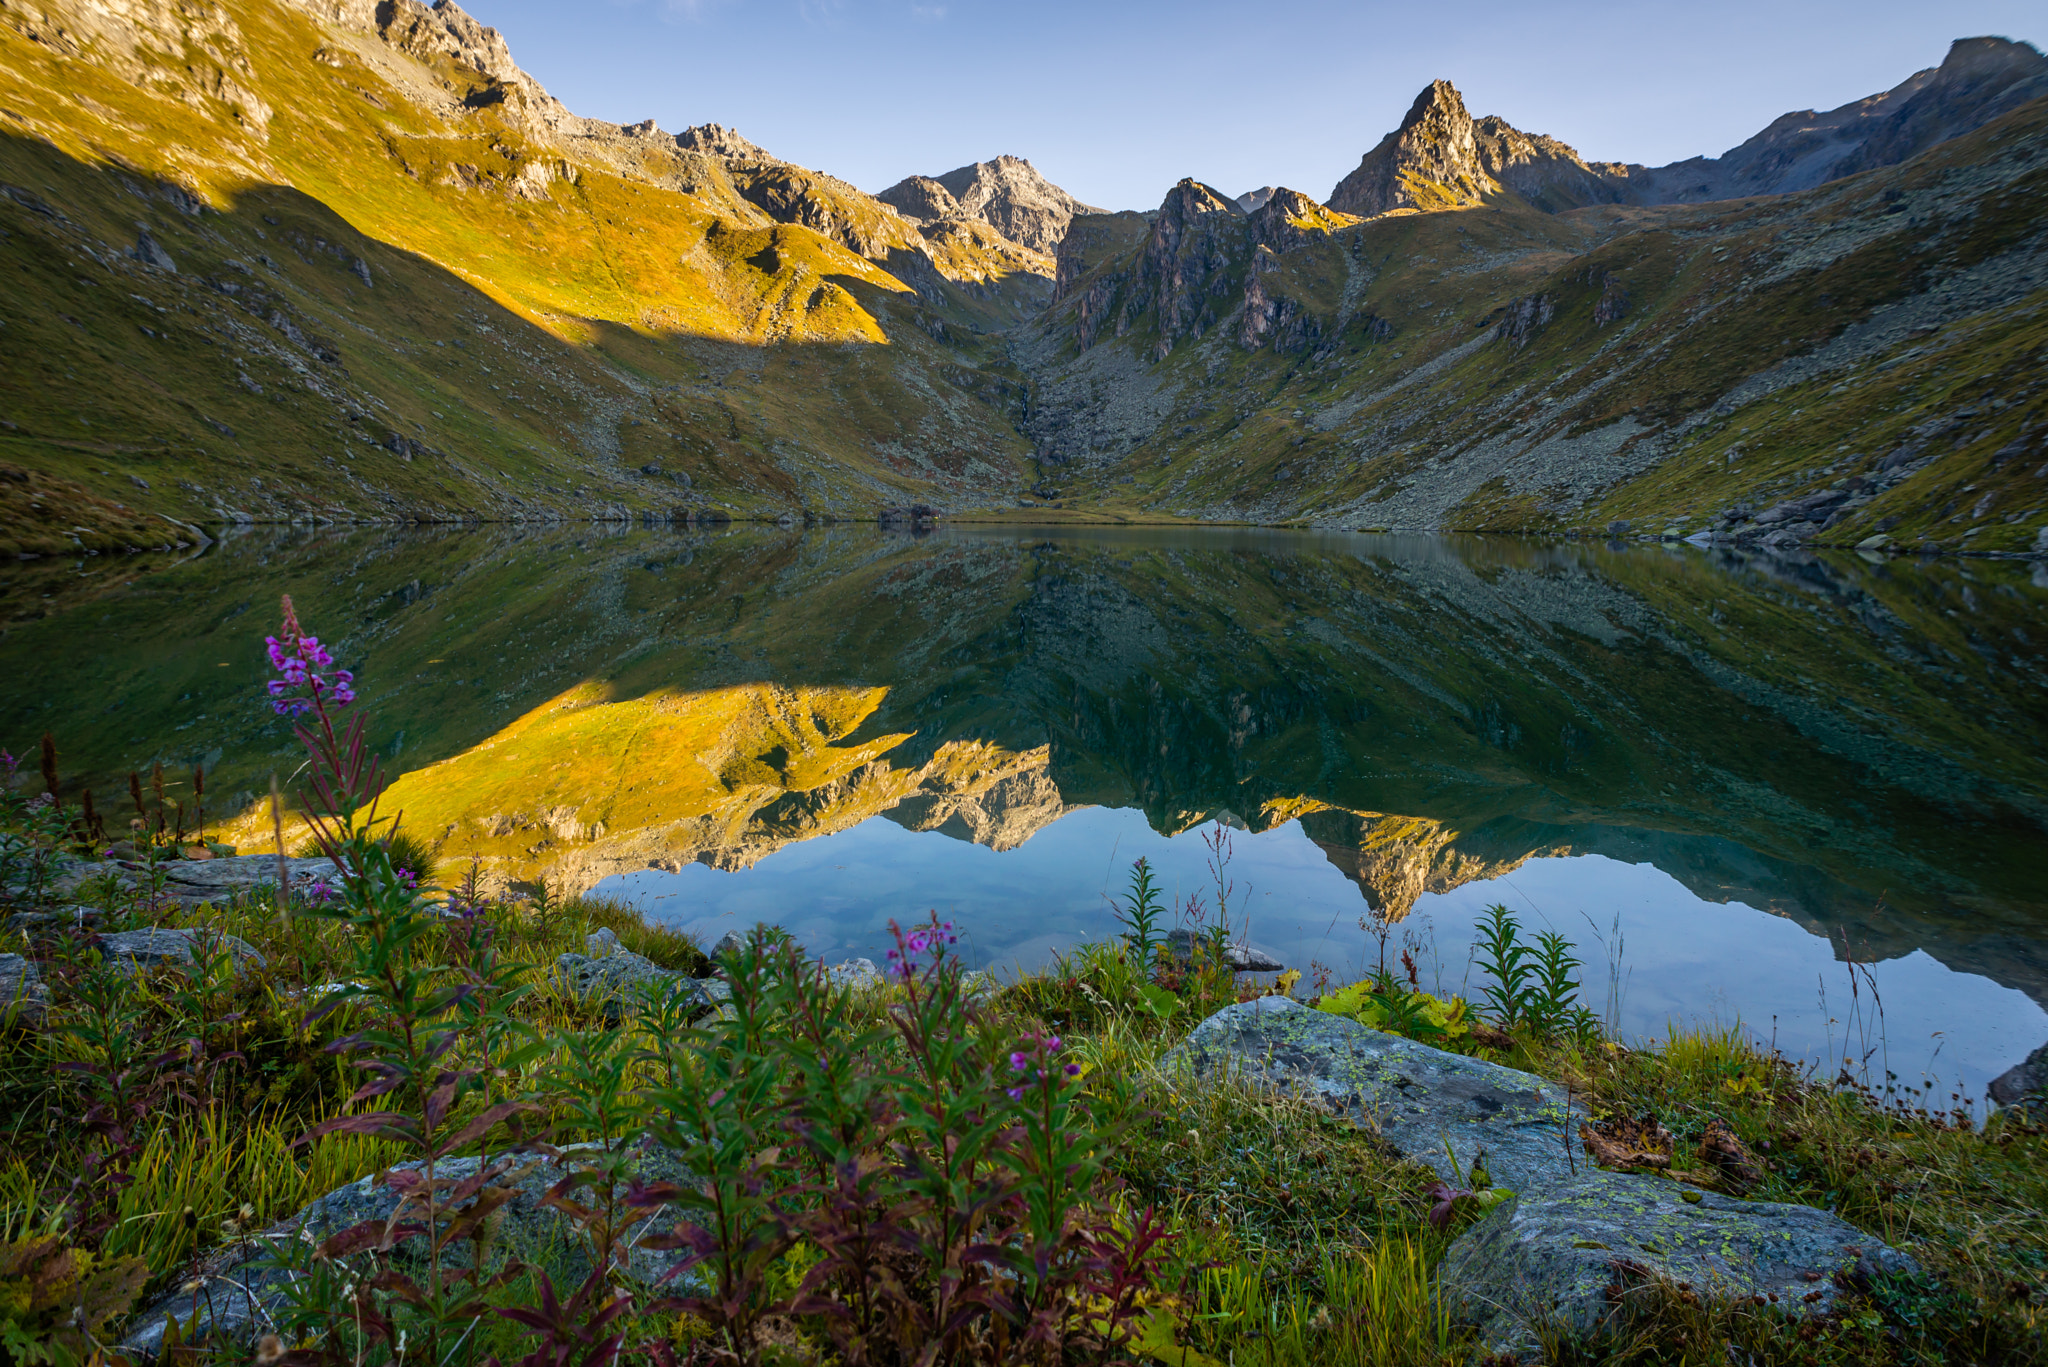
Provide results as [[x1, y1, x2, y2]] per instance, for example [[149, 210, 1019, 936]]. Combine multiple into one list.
[[4, 522, 2044, 1103]]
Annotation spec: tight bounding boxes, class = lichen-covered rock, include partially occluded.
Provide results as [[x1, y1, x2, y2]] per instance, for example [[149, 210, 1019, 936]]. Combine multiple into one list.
[[1438, 1171, 1922, 1361], [119, 1143, 699, 1357], [1165, 995, 1581, 1195], [1, 953, 48, 1023], [99, 927, 266, 975]]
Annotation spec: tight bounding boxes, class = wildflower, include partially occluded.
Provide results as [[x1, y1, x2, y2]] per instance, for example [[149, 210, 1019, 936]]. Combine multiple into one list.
[[262, 596, 357, 718], [0, 750, 14, 775]]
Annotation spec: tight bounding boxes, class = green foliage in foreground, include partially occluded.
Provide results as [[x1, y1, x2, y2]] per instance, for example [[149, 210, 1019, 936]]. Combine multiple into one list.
[[2, 831, 2045, 1364]]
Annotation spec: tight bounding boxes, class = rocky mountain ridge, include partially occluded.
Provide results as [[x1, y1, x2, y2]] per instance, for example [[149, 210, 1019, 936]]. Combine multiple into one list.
[[1330, 37, 2048, 216], [0, 0, 2043, 562]]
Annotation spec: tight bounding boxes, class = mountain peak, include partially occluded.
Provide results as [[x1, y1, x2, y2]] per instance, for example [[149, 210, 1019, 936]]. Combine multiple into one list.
[[878, 156, 1103, 253], [1328, 79, 1495, 216]]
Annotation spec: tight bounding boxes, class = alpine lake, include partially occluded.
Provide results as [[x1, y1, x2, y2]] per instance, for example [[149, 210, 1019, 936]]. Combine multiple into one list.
[[5, 521, 2045, 1106]]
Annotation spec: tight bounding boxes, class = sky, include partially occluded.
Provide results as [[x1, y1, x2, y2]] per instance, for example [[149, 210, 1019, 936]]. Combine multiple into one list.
[[466, 0, 2044, 211]]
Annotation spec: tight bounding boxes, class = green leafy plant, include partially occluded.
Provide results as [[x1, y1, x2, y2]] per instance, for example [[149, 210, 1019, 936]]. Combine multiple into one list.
[[1111, 857, 1167, 976], [1317, 980, 1470, 1044]]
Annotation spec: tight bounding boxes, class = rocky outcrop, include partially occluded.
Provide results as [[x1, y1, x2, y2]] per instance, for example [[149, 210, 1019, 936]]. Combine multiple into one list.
[[879, 155, 1103, 254], [673, 122, 778, 162], [1169, 999, 1921, 1361], [877, 174, 966, 224], [1329, 80, 1499, 217]]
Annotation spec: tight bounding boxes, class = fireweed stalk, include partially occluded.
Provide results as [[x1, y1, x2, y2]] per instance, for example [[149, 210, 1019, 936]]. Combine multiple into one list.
[[255, 597, 539, 1367]]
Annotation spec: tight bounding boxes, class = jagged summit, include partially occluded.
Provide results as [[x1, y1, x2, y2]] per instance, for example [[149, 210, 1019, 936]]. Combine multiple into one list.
[[879, 154, 1103, 254], [1235, 187, 1277, 213], [1328, 79, 1497, 216]]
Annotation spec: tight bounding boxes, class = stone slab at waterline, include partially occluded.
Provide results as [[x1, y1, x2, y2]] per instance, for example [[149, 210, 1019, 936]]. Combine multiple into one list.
[[1166, 998, 1920, 1360]]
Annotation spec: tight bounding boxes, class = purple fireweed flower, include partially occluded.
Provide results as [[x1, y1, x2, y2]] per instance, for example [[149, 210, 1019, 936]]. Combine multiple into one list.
[[263, 598, 357, 717], [0, 750, 15, 776]]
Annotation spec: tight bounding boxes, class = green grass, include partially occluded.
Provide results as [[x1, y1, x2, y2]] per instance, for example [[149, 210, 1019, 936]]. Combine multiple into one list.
[[3, 858, 2044, 1364]]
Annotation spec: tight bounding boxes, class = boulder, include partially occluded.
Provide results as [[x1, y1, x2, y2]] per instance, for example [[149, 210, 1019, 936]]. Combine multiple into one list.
[[119, 1143, 700, 1357], [1, 953, 48, 1024], [553, 947, 686, 998], [1166, 996, 1582, 1194], [1438, 1171, 1921, 1360], [1989, 1040, 2047, 1117], [1162, 929, 1284, 973], [99, 927, 265, 975]]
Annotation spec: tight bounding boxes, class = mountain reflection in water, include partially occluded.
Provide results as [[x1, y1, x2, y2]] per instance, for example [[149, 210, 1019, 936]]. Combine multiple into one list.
[[4, 522, 2044, 1097]]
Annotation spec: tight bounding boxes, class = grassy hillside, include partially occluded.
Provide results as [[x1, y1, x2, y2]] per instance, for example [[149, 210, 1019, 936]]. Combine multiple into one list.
[[0, 0, 1039, 549]]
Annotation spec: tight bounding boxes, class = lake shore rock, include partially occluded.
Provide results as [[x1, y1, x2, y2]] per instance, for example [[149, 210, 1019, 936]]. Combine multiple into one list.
[[1165, 995, 1584, 1194], [1167, 998, 1921, 1360]]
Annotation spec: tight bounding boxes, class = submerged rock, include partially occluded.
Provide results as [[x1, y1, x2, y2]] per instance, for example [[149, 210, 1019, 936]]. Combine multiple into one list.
[[1165, 995, 1582, 1194], [1438, 1172, 1921, 1360]]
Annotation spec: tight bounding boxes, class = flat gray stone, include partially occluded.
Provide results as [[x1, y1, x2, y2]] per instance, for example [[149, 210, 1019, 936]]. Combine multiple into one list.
[[99, 927, 266, 975], [1165, 995, 1581, 1195], [0, 953, 48, 1024], [119, 1143, 698, 1357], [1163, 929, 1285, 972], [1438, 1171, 1922, 1361]]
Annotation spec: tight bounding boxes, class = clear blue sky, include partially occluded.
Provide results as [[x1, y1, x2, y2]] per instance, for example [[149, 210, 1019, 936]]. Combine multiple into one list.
[[468, 0, 2042, 211]]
